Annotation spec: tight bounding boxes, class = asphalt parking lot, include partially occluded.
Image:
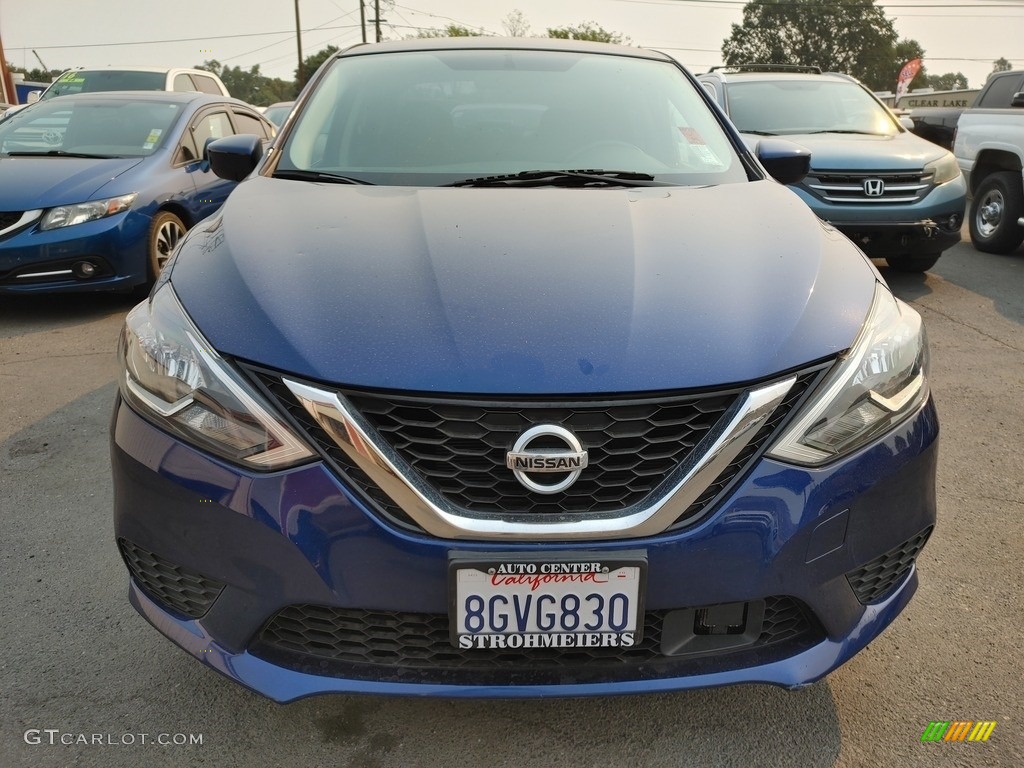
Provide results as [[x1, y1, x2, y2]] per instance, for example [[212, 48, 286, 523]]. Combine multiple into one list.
[[1, 233, 1022, 768]]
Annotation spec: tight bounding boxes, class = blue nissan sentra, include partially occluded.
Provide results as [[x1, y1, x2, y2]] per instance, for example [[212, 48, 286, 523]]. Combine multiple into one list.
[[110, 38, 937, 701], [0, 91, 274, 293]]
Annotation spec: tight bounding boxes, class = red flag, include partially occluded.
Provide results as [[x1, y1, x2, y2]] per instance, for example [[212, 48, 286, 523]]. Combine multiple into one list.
[[895, 58, 922, 104]]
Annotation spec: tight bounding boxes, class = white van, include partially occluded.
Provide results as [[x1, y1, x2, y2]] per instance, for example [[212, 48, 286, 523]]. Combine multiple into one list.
[[26, 67, 230, 104]]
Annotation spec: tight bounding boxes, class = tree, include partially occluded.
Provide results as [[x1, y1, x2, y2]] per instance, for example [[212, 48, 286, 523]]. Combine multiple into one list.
[[196, 60, 296, 105], [8, 65, 59, 83], [722, 0, 925, 92], [414, 25, 485, 38], [547, 23, 629, 45], [295, 45, 340, 90], [927, 72, 969, 91], [992, 57, 1013, 73], [503, 10, 531, 37]]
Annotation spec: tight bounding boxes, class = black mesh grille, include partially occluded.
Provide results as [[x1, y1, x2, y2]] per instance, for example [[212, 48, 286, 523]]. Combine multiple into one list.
[[846, 527, 933, 604], [249, 596, 822, 685], [247, 365, 828, 532], [347, 390, 739, 515], [118, 538, 225, 619]]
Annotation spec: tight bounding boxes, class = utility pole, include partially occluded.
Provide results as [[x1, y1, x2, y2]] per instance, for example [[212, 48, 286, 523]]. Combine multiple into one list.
[[0, 32, 16, 105], [359, 1, 367, 44], [294, 0, 305, 86], [374, 0, 382, 43]]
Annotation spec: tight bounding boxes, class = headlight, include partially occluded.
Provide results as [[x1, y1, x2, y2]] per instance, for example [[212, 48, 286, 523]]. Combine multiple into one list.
[[119, 285, 314, 470], [768, 282, 929, 465], [40, 193, 137, 230], [925, 153, 960, 185]]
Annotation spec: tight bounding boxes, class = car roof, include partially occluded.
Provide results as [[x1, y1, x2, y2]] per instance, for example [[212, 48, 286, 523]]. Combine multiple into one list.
[[334, 36, 673, 63], [61, 66, 209, 73], [31, 90, 256, 109], [701, 68, 857, 85]]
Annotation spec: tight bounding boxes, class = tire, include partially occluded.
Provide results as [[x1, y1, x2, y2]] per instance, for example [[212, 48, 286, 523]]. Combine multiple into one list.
[[968, 171, 1024, 254], [148, 211, 187, 280], [884, 253, 941, 273]]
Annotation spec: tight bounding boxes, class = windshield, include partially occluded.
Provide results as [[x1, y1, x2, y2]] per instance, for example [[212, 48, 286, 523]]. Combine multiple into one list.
[[263, 104, 293, 127], [726, 79, 900, 136], [43, 70, 166, 100], [0, 97, 183, 158], [277, 49, 747, 186]]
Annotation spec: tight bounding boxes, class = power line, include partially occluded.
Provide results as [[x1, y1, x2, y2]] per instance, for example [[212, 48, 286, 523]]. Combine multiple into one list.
[[4, 24, 363, 53]]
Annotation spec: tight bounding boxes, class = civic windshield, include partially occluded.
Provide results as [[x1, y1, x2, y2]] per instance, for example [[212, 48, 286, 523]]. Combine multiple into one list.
[[725, 79, 900, 136], [0, 97, 183, 158], [277, 49, 748, 186]]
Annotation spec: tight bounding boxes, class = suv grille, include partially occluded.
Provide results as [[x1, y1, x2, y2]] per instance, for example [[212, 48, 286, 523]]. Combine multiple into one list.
[[803, 170, 932, 204], [249, 366, 826, 531], [249, 597, 823, 685]]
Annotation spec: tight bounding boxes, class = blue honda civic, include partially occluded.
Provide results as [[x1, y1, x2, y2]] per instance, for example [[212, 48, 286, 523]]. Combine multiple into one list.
[[110, 38, 937, 701], [0, 91, 274, 293]]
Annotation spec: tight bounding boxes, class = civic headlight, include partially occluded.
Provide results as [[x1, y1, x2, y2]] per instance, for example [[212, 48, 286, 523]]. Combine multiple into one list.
[[118, 284, 314, 470], [768, 282, 929, 465], [40, 193, 137, 230], [925, 153, 960, 185]]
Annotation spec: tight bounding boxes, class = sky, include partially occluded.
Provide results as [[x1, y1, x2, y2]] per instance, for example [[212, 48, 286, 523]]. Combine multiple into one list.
[[2, 0, 1023, 92]]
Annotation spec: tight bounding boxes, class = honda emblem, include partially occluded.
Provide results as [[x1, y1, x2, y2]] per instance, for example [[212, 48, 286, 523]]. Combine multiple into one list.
[[863, 178, 885, 197]]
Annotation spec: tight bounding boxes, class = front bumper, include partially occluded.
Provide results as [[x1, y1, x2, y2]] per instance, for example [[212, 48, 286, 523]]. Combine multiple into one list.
[[792, 175, 967, 258], [0, 210, 150, 293], [829, 218, 962, 258], [111, 394, 938, 701]]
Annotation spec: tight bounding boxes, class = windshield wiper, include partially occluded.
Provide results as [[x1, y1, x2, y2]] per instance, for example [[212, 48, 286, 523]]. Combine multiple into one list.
[[802, 130, 880, 135], [741, 130, 778, 136], [273, 169, 374, 185], [6, 150, 117, 159], [442, 169, 672, 188]]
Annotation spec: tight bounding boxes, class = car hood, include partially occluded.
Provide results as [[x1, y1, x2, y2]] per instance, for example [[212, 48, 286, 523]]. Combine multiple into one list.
[[0, 155, 144, 209], [170, 177, 877, 394], [742, 131, 946, 170]]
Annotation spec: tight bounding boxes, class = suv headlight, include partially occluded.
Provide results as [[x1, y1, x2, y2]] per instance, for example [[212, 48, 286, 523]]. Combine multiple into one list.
[[40, 193, 137, 230], [925, 153, 960, 185], [768, 282, 929, 465], [118, 285, 314, 469]]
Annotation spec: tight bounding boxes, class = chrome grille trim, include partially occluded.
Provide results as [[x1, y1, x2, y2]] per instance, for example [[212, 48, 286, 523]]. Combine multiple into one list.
[[803, 171, 932, 204], [283, 376, 795, 541], [0, 209, 42, 237]]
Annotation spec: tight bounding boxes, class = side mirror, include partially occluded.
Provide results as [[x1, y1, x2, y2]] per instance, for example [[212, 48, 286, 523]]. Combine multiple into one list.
[[756, 138, 811, 185], [26, 91, 41, 105], [899, 116, 916, 131], [1011, 91, 1024, 108], [207, 134, 263, 181]]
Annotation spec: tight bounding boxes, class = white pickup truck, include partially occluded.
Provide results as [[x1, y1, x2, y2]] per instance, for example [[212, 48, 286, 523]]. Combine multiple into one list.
[[954, 69, 1024, 253]]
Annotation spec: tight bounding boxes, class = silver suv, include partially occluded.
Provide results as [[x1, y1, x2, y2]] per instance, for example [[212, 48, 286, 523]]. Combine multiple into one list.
[[698, 65, 966, 272]]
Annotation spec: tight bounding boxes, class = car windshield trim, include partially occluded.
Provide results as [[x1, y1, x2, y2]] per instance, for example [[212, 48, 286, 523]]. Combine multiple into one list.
[[442, 169, 674, 188]]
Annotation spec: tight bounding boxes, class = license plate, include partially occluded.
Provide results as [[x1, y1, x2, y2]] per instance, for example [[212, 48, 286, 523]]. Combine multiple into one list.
[[449, 552, 646, 650]]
